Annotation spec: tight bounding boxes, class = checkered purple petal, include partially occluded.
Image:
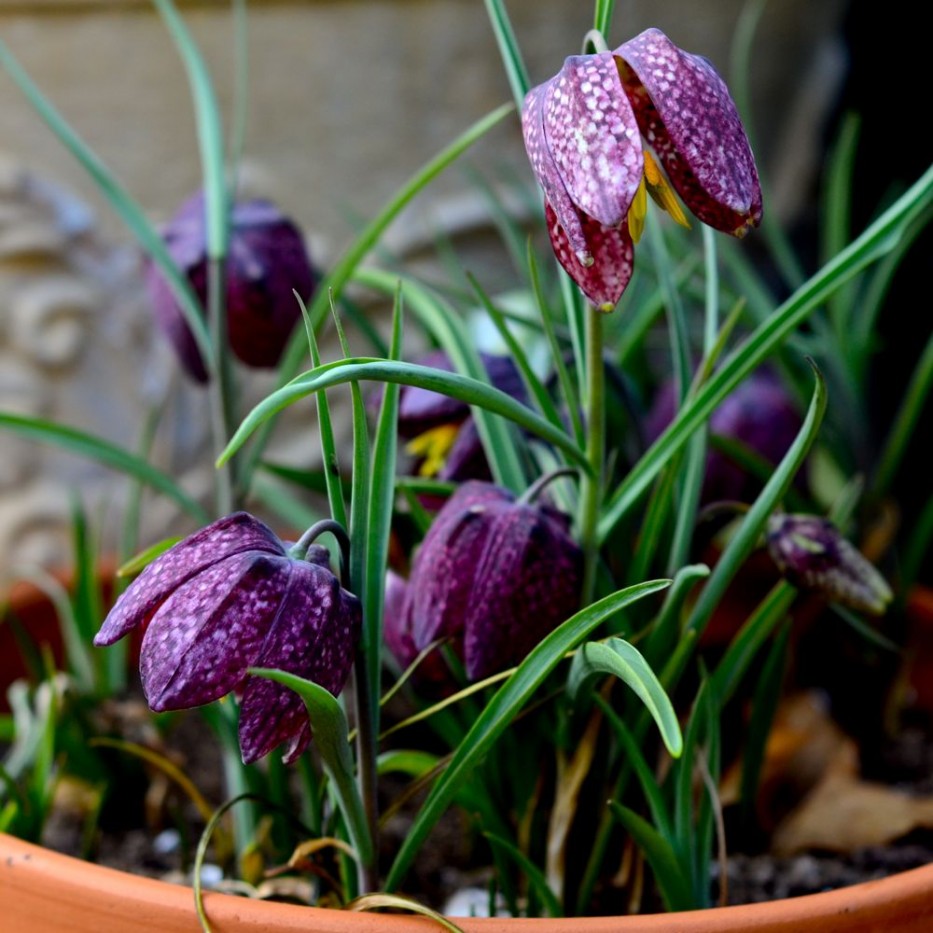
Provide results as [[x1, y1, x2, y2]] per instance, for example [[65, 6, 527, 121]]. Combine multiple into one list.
[[94, 512, 285, 647], [139, 550, 289, 711], [542, 52, 643, 229], [463, 504, 583, 681], [238, 561, 361, 764], [545, 201, 634, 311], [616, 28, 762, 235]]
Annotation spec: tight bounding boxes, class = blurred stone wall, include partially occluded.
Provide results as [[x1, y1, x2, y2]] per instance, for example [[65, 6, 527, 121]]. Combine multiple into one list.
[[0, 0, 847, 582]]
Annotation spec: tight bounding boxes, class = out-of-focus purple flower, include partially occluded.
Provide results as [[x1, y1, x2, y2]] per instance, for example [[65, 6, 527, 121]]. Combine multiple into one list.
[[766, 513, 893, 615], [94, 512, 360, 764], [386, 350, 525, 483], [522, 28, 761, 310], [147, 193, 317, 382], [407, 481, 583, 681], [647, 370, 802, 503]]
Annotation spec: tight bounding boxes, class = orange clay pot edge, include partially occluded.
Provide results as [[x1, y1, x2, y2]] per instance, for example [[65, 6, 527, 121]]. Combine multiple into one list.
[[3, 833, 933, 933]]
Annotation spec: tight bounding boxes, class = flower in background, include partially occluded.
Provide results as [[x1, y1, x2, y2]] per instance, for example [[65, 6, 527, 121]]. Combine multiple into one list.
[[391, 349, 526, 483], [406, 481, 583, 681], [766, 513, 893, 615], [522, 28, 761, 310], [147, 193, 317, 382], [646, 370, 802, 504], [94, 512, 360, 763]]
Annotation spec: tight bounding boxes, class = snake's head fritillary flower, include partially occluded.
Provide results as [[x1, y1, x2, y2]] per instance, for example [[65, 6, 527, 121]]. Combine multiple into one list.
[[522, 28, 761, 310], [147, 193, 317, 382], [766, 513, 893, 616], [94, 512, 360, 764], [406, 481, 583, 681]]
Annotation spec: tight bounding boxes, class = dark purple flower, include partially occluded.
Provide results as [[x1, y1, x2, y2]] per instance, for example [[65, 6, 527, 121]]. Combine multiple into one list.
[[407, 481, 583, 681], [387, 350, 525, 483], [522, 28, 761, 309], [647, 370, 802, 503], [94, 512, 360, 763], [147, 193, 317, 382], [766, 513, 893, 615]]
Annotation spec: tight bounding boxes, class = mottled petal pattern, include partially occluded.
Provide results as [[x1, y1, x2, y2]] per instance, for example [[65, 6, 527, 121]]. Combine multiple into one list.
[[238, 562, 360, 763], [616, 28, 762, 235], [546, 202, 634, 312], [522, 83, 589, 261], [94, 512, 284, 647], [94, 510, 360, 765], [408, 480, 582, 681], [542, 52, 643, 229], [410, 483, 505, 649], [140, 551, 288, 711], [463, 504, 583, 680]]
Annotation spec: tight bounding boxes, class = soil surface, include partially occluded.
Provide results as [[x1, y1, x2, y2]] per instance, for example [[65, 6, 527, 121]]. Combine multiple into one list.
[[33, 709, 933, 913]]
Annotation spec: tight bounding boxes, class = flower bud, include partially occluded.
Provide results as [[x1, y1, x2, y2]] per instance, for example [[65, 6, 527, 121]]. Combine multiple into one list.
[[765, 513, 893, 615]]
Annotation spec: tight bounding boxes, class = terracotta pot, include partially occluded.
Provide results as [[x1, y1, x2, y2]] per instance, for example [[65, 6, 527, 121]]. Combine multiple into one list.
[[2, 832, 933, 932]]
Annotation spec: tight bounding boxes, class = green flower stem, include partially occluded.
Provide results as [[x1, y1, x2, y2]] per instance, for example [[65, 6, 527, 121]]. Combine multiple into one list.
[[207, 257, 235, 517], [579, 307, 605, 603]]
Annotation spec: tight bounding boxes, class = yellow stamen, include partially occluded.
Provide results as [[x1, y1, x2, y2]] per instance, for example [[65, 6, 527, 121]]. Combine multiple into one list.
[[405, 423, 461, 477], [627, 149, 692, 237], [628, 176, 648, 244], [643, 149, 691, 230]]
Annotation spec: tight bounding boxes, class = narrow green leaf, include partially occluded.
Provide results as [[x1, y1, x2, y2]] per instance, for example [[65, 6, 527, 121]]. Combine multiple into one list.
[[385, 579, 670, 890], [683, 364, 826, 644], [249, 668, 373, 868], [567, 637, 682, 757], [220, 358, 588, 476], [468, 273, 565, 433], [152, 0, 227, 258], [0, 412, 208, 523], [117, 537, 182, 578], [364, 296, 403, 731], [608, 802, 694, 911], [484, 832, 562, 918], [239, 102, 513, 484], [0, 39, 212, 367], [351, 269, 528, 492], [301, 291, 347, 529], [482, 0, 530, 109], [595, 697, 673, 840], [740, 623, 791, 828]]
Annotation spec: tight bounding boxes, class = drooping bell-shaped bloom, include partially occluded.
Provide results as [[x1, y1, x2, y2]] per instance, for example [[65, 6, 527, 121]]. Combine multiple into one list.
[[522, 28, 762, 310], [766, 513, 893, 616], [147, 193, 317, 382], [94, 512, 360, 763], [407, 481, 583, 680]]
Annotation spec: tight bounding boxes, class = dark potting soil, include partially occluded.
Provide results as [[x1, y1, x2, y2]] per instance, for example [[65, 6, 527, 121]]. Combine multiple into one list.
[[32, 708, 933, 913]]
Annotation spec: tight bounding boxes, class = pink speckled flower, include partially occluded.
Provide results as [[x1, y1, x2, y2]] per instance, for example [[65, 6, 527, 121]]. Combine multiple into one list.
[[94, 512, 360, 764], [522, 28, 762, 310]]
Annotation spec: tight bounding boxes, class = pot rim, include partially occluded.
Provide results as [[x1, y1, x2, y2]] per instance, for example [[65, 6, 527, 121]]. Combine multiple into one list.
[[2, 832, 932, 932]]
